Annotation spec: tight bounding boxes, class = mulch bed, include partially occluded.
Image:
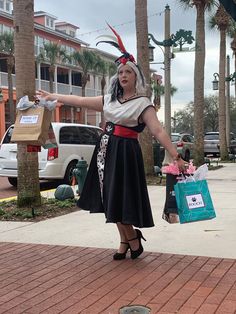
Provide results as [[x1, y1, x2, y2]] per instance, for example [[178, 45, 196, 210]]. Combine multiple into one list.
[[0, 198, 79, 222]]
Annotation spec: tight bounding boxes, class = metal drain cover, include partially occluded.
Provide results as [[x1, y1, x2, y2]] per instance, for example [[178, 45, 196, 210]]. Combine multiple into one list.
[[119, 305, 151, 314]]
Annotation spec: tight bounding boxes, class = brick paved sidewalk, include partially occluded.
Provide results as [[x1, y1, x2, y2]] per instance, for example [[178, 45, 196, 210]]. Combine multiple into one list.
[[0, 242, 236, 314]]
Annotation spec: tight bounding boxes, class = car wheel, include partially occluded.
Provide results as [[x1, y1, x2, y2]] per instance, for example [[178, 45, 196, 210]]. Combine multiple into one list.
[[184, 150, 190, 162], [8, 177, 17, 187], [63, 161, 77, 185]]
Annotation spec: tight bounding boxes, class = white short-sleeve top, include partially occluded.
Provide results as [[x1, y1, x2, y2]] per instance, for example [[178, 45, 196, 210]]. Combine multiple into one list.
[[103, 94, 154, 127]]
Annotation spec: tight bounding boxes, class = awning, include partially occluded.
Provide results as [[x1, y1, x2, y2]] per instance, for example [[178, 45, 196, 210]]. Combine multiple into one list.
[[219, 0, 236, 21]]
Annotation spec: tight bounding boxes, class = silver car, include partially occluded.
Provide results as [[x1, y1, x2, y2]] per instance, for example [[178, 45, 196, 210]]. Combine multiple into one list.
[[171, 133, 194, 162], [204, 132, 236, 156]]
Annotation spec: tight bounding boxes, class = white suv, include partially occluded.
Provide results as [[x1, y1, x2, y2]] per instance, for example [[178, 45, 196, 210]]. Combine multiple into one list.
[[0, 122, 102, 187]]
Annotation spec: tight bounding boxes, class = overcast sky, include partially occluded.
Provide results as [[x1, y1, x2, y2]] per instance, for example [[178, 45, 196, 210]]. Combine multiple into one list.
[[34, 0, 235, 122]]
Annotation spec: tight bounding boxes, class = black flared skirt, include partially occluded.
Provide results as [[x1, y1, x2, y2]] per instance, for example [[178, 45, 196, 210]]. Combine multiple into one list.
[[77, 134, 154, 228]]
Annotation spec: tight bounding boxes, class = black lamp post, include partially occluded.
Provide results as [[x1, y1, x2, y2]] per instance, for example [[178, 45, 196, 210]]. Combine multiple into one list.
[[212, 71, 236, 91], [148, 27, 194, 136], [148, 40, 155, 63], [212, 72, 219, 90], [212, 55, 236, 149]]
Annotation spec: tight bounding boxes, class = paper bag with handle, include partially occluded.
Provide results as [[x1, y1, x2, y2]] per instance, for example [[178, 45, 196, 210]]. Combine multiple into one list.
[[11, 95, 57, 146], [11, 106, 52, 146]]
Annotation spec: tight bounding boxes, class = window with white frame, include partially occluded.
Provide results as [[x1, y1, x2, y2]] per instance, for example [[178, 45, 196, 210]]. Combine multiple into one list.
[[69, 30, 75, 37], [6, 0, 11, 12], [45, 16, 54, 29]]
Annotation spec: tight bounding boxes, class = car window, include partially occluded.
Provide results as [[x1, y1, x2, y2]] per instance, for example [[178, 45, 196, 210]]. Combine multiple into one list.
[[182, 135, 188, 142], [2, 126, 14, 144], [93, 128, 103, 138], [59, 126, 100, 145], [171, 134, 181, 142], [204, 134, 219, 140], [184, 135, 194, 143], [59, 126, 79, 144], [77, 127, 100, 145]]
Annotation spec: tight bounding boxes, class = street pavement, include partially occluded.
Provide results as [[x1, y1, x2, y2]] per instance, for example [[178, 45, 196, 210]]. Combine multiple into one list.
[[0, 162, 236, 259]]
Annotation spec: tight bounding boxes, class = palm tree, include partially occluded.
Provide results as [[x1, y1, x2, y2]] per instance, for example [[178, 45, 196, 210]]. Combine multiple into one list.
[[94, 56, 108, 97], [0, 31, 15, 124], [178, 0, 215, 166], [108, 62, 117, 79], [37, 42, 69, 93], [210, 4, 230, 160], [227, 20, 236, 98], [151, 78, 177, 111], [72, 49, 97, 123], [94, 56, 116, 127], [135, 0, 154, 175], [13, 0, 41, 207]]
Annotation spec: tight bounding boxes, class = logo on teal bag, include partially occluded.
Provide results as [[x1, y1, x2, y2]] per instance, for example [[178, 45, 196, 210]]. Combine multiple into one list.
[[186, 193, 205, 209]]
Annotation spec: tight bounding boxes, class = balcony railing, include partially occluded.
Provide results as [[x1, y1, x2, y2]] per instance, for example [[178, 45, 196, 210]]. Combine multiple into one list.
[[0, 72, 102, 97]]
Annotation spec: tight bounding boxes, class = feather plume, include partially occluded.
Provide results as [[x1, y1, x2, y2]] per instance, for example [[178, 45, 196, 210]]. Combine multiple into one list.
[[96, 40, 120, 51], [106, 23, 126, 53], [95, 34, 118, 43], [95, 22, 136, 65]]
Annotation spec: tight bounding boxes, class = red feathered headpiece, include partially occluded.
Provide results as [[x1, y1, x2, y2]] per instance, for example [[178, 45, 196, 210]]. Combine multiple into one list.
[[96, 23, 136, 66]]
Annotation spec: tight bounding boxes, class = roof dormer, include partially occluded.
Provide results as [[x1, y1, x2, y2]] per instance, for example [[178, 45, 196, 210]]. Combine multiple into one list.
[[34, 11, 57, 30], [55, 22, 79, 38]]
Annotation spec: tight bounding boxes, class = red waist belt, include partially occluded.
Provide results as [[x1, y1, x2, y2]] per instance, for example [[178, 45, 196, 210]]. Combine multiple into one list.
[[113, 125, 138, 139], [104, 123, 138, 139]]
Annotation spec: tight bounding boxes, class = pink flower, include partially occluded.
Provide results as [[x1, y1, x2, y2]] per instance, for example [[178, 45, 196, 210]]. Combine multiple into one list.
[[161, 161, 196, 175], [186, 161, 196, 174], [162, 163, 180, 175]]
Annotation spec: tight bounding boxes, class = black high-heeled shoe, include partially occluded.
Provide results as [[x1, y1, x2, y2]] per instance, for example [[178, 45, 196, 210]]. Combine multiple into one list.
[[128, 229, 146, 259], [113, 242, 130, 260]]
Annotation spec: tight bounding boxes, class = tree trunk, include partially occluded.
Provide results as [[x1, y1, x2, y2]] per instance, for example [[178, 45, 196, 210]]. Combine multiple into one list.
[[79, 74, 87, 124], [49, 66, 54, 93], [235, 53, 236, 99], [218, 28, 228, 160], [13, 0, 41, 207], [233, 37, 236, 98], [49, 66, 55, 121], [7, 55, 15, 125], [135, 0, 154, 175], [193, 4, 205, 167]]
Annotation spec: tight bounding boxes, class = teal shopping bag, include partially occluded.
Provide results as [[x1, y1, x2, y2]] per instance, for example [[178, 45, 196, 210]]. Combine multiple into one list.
[[174, 179, 216, 224]]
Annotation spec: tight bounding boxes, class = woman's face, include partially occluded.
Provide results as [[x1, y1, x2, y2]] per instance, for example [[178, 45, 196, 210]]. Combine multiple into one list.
[[118, 64, 136, 90]]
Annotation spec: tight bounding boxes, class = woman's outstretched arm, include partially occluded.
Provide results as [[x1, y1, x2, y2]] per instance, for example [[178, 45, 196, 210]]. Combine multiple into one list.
[[36, 90, 104, 112]]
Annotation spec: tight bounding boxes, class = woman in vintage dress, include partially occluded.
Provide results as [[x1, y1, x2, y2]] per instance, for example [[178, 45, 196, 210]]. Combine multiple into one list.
[[37, 25, 185, 260]]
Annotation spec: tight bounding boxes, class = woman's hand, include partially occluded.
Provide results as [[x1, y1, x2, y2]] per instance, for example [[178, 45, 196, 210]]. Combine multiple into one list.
[[175, 158, 189, 172], [36, 90, 56, 101]]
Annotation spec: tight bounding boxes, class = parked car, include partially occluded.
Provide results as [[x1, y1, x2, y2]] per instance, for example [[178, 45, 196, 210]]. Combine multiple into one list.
[[153, 132, 194, 166], [171, 133, 194, 162], [204, 132, 236, 156], [0, 122, 103, 187]]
